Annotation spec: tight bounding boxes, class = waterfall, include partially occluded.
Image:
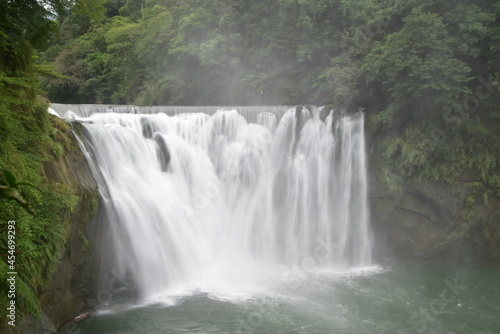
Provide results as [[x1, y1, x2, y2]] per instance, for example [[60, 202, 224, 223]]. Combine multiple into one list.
[[63, 104, 373, 301]]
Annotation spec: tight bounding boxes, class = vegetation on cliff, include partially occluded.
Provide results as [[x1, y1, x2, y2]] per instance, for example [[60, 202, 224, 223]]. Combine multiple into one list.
[[0, 1, 100, 330]]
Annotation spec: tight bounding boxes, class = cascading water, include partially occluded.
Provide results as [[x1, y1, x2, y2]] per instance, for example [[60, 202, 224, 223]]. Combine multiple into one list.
[[65, 105, 373, 302]]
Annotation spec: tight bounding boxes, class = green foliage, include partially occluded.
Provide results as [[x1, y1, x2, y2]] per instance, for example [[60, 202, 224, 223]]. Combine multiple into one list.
[[0, 69, 80, 324], [38, 0, 499, 112], [42, 0, 343, 105], [372, 107, 500, 200], [0, 1, 102, 330], [0, 170, 80, 326], [322, 54, 360, 108], [73, 0, 108, 24], [35, 0, 500, 199], [362, 6, 471, 117], [0, 169, 41, 215], [444, 4, 495, 59]]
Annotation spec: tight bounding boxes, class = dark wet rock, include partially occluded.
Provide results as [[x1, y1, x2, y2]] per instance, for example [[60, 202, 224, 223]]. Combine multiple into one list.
[[370, 177, 500, 264], [154, 133, 171, 172]]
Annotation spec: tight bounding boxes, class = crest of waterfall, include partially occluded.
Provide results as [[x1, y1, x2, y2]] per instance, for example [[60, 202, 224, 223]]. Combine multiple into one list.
[[65, 104, 373, 300]]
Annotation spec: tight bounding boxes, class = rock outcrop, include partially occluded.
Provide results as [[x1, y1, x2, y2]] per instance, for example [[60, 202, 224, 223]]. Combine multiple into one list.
[[370, 170, 500, 264], [18, 117, 101, 334]]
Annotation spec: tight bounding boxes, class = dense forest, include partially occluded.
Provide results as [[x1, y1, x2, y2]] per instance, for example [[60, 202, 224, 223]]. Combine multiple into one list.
[[41, 0, 500, 107], [0, 0, 500, 330]]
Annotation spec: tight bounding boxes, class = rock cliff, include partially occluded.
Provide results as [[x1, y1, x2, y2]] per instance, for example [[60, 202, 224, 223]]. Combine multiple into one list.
[[18, 117, 101, 334]]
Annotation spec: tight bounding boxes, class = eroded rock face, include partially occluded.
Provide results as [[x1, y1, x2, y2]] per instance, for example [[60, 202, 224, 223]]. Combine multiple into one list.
[[19, 117, 101, 334], [38, 190, 101, 330], [370, 178, 500, 264], [19, 312, 57, 334]]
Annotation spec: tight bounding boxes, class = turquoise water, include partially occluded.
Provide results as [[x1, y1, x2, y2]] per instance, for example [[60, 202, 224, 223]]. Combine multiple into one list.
[[60, 262, 500, 334]]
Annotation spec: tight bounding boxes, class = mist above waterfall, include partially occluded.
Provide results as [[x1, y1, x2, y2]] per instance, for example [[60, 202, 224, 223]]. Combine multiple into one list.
[[72, 105, 373, 302]]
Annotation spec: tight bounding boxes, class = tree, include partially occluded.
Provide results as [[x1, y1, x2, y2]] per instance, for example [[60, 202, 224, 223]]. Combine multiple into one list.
[[362, 6, 470, 120]]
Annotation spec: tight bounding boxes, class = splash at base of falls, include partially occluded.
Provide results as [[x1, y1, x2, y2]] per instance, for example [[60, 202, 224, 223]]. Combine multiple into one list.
[[68, 105, 373, 302]]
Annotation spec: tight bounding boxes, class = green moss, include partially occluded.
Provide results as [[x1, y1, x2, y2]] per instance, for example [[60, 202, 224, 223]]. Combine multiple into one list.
[[77, 190, 99, 252], [466, 194, 476, 206]]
